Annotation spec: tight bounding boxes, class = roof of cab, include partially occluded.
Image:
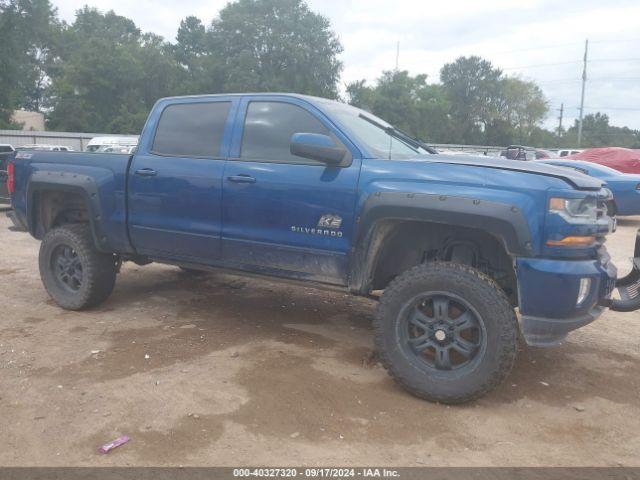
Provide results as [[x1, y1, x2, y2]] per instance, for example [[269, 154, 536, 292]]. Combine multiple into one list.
[[158, 92, 339, 107]]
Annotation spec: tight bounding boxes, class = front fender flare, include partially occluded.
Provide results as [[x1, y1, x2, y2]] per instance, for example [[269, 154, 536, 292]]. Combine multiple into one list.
[[348, 191, 533, 293]]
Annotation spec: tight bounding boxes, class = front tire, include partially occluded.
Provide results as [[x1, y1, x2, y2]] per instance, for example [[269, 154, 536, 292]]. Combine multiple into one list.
[[374, 262, 518, 404], [39, 224, 117, 310]]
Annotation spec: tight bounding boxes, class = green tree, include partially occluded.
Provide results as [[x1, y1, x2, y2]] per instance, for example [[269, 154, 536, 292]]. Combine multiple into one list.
[[346, 70, 453, 143], [209, 0, 343, 97], [440, 56, 504, 144], [174, 16, 225, 94], [486, 77, 548, 145], [47, 7, 180, 133], [0, 0, 59, 126], [563, 113, 640, 148]]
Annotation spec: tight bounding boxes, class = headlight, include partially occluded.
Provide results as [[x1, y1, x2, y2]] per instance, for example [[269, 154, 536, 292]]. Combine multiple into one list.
[[549, 196, 597, 220]]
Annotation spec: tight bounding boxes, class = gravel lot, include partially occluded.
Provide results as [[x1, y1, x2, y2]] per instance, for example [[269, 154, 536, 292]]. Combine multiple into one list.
[[1, 210, 639, 466]]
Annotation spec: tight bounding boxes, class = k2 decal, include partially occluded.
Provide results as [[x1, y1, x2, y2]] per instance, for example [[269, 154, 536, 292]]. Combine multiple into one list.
[[317, 214, 343, 229]]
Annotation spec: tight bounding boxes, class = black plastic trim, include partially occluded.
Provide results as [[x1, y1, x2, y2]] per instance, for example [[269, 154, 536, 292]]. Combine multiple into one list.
[[26, 171, 107, 251], [349, 191, 532, 293]]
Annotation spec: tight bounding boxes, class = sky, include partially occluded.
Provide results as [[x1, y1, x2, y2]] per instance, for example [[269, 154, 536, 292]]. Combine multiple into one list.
[[51, 0, 640, 131]]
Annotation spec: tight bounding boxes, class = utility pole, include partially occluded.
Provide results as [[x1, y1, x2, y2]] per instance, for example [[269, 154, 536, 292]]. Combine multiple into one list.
[[395, 41, 400, 71], [577, 39, 588, 147], [557, 103, 564, 136]]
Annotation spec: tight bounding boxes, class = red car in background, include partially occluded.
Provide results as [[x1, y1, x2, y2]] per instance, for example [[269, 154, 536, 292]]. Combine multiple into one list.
[[565, 147, 640, 174]]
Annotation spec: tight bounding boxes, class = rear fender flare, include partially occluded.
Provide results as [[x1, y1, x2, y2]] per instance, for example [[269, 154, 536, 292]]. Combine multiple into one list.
[[26, 171, 107, 251]]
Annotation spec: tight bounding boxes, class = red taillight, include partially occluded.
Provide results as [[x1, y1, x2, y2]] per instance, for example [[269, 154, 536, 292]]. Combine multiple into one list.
[[7, 161, 15, 195]]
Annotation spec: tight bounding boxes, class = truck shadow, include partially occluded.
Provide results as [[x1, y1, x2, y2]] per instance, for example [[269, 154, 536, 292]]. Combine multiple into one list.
[[19, 263, 640, 460], [488, 341, 640, 409], [31, 264, 640, 414]]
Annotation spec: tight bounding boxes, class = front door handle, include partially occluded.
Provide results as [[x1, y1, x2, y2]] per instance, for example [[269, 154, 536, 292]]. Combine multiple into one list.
[[135, 168, 157, 177], [227, 174, 256, 184]]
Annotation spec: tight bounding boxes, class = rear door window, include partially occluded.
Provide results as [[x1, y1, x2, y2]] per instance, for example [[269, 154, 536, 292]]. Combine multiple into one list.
[[152, 102, 231, 158]]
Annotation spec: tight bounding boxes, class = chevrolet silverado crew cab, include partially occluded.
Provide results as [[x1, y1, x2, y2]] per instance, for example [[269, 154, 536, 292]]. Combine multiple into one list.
[[7, 93, 640, 404]]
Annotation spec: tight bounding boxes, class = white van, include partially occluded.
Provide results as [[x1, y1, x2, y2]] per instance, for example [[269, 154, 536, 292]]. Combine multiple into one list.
[[85, 136, 139, 153]]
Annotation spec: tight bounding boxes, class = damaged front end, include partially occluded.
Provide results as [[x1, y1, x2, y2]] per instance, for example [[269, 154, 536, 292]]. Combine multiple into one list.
[[607, 228, 640, 312]]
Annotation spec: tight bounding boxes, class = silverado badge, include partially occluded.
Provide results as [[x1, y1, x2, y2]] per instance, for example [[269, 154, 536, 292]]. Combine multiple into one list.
[[291, 214, 343, 237]]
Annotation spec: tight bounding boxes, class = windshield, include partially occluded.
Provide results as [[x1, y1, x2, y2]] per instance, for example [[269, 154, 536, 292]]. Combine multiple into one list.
[[321, 101, 432, 159]]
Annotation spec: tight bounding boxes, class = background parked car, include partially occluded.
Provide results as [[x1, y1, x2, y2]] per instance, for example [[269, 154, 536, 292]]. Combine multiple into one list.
[[539, 158, 640, 216], [499, 145, 557, 160], [0, 144, 14, 204], [85, 136, 138, 153], [15, 144, 74, 152], [564, 147, 640, 174], [557, 149, 584, 157], [101, 145, 136, 154]]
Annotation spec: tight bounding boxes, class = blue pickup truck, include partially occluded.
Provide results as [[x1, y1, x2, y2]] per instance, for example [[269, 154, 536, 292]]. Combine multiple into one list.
[[7, 93, 640, 403]]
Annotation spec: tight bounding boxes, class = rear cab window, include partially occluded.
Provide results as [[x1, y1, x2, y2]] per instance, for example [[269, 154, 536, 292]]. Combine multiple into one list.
[[152, 101, 231, 158]]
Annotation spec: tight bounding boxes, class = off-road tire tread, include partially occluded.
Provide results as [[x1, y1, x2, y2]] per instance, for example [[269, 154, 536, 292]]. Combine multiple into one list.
[[39, 223, 116, 310], [373, 262, 518, 404]]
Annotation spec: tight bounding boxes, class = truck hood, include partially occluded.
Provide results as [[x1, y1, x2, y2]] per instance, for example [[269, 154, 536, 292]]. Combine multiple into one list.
[[411, 154, 604, 190]]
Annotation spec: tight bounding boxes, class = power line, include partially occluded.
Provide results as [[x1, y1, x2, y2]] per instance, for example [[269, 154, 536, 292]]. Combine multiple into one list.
[[503, 57, 640, 72], [492, 37, 640, 56], [583, 106, 640, 111], [493, 42, 583, 55], [538, 77, 640, 86], [502, 61, 581, 70], [590, 58, 640, 63], [550, 106, 640, 112], [590, 37, 640, 45]]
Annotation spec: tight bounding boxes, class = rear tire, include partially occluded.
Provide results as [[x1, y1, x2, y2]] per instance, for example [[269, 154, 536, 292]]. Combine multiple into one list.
[[39, 224, 117, 310], [374, 262, 518, 404]]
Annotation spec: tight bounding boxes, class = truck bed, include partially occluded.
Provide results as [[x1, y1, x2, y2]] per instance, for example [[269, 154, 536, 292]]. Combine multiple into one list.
[[10, 151, 134, 252]]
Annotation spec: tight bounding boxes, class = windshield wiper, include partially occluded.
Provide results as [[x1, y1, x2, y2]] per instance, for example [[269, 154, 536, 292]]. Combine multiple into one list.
[[358, 113, 437, 154]]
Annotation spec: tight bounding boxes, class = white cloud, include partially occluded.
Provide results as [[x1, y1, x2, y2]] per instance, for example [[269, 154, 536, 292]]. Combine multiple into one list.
[[52, 0, 640, 129]]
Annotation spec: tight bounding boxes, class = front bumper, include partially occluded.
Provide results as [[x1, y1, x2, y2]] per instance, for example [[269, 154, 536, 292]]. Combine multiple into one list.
[[516, 248, 616, 346]]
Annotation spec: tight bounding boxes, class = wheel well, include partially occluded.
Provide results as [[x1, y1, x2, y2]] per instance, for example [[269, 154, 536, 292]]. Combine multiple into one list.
[[367, 220, 518, 304], [32, 189, 91, 239]]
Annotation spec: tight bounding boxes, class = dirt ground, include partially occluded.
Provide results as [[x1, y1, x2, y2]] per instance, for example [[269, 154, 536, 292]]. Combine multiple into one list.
[[1, 210, 639, 467]]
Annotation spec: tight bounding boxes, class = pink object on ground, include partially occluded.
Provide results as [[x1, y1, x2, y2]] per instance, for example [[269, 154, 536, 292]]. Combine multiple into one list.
[[566, 148, 640, 174], [98, 435, 130, 454]]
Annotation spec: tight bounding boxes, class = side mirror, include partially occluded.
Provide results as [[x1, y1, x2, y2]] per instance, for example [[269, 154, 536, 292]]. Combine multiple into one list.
[[290, 133, 346, 165]]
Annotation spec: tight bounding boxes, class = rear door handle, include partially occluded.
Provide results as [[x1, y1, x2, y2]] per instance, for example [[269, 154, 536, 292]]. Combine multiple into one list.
[[227, 174, 256, 184], [135, 168, 157, 177]]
